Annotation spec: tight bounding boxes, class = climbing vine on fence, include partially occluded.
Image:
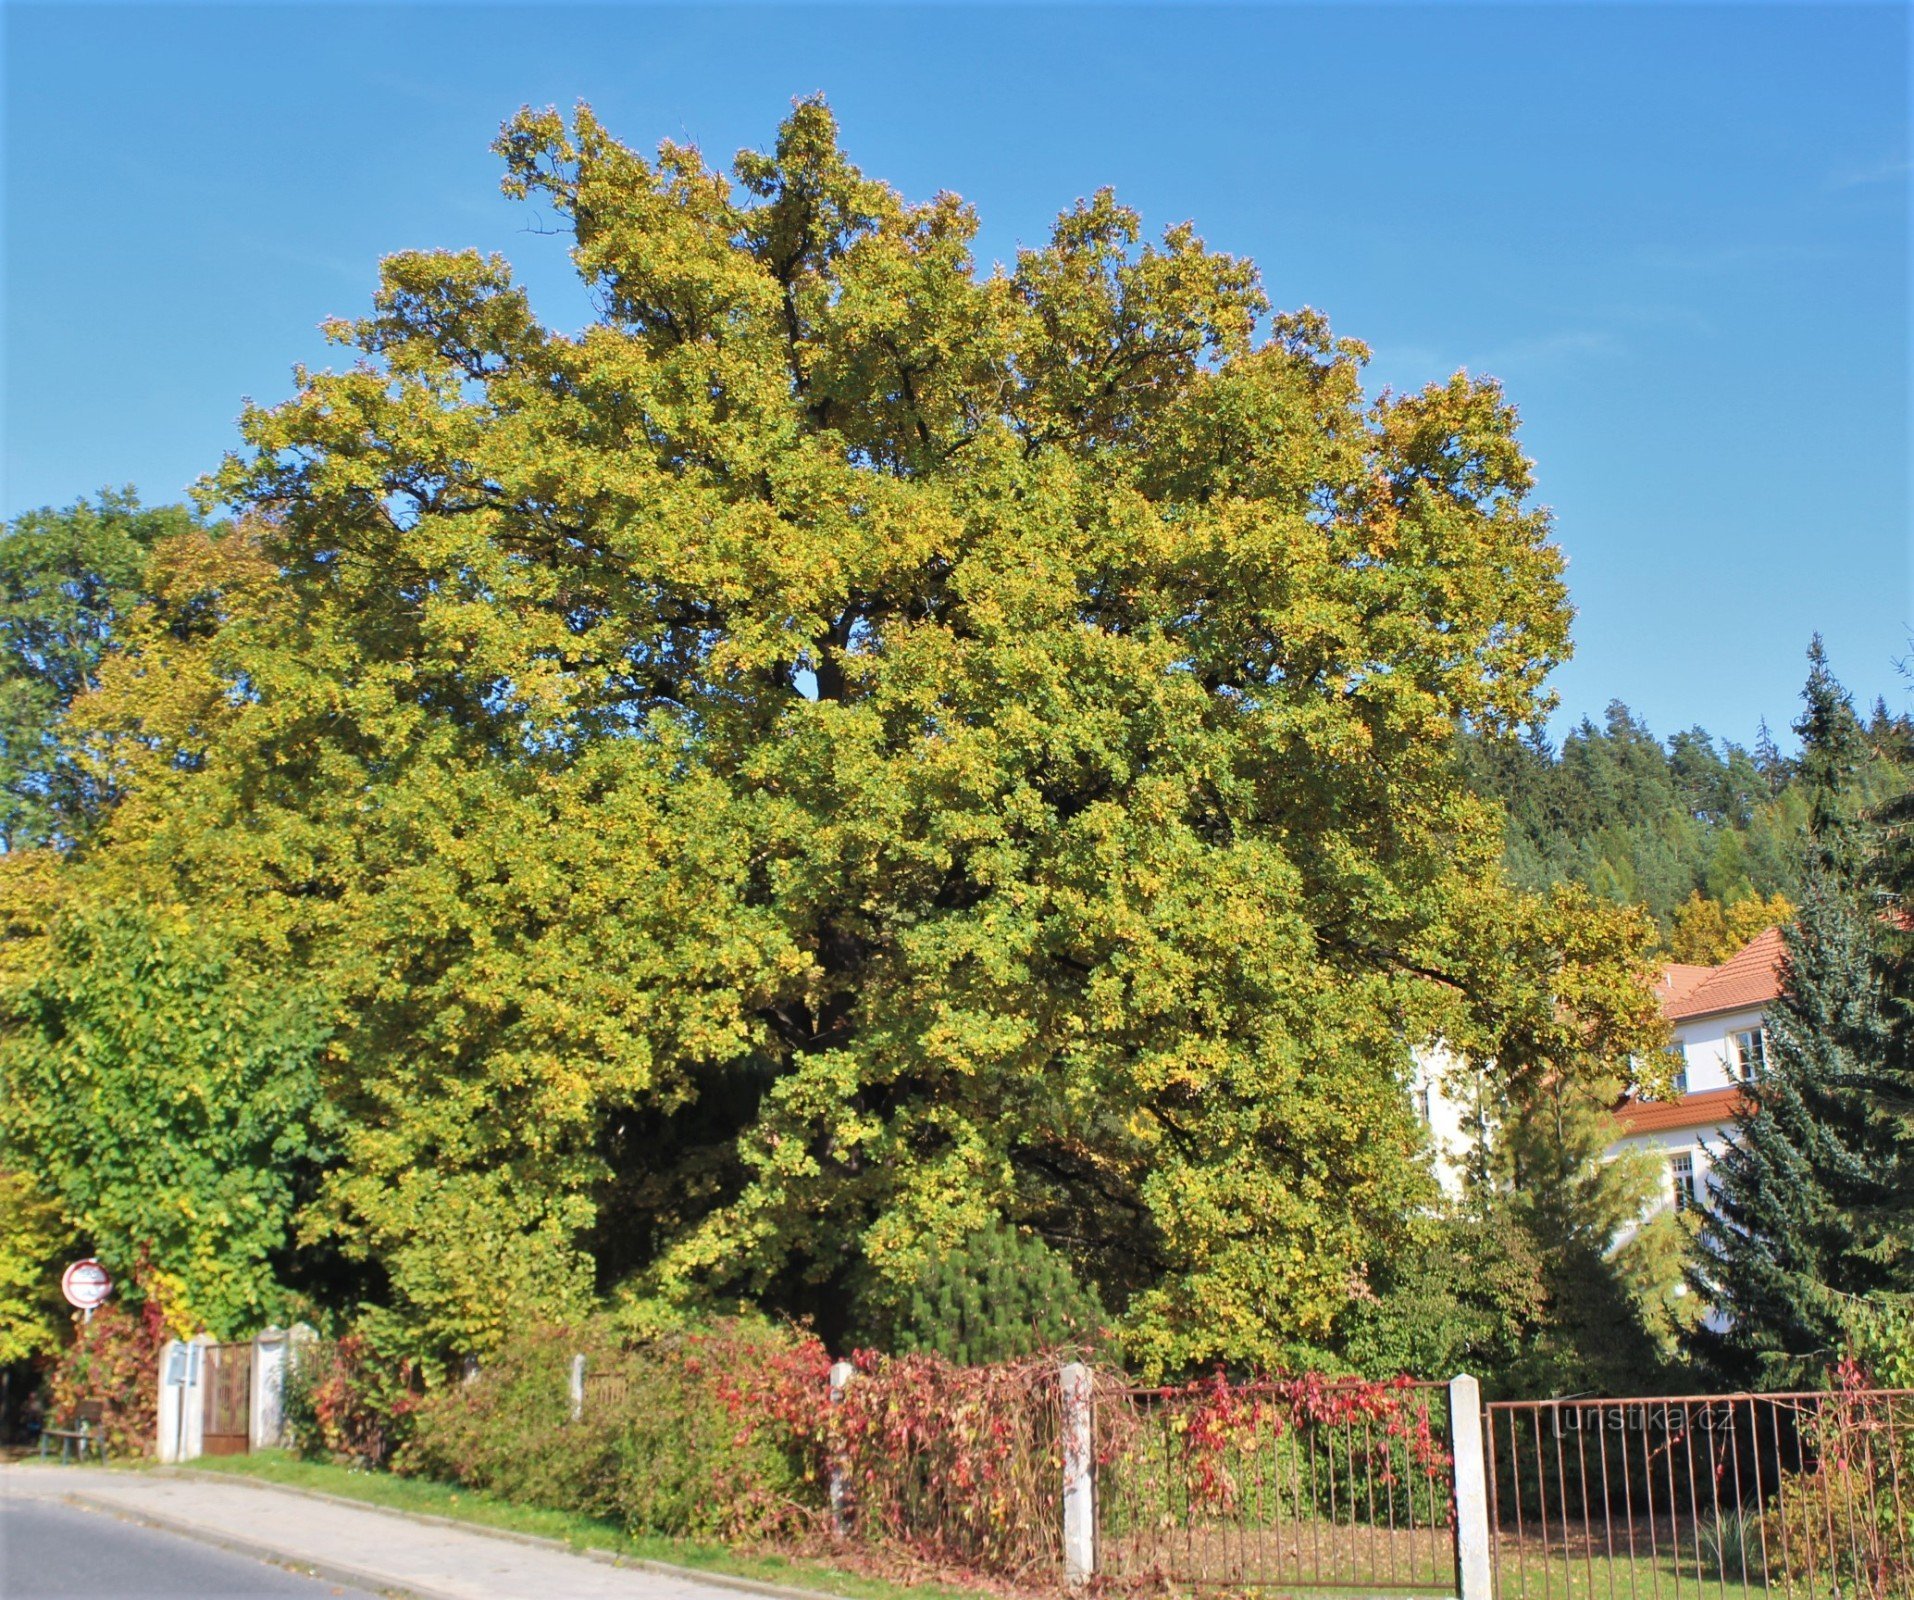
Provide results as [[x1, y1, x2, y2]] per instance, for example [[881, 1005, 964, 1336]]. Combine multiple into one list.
[[410, 1322, 1462, 1586], [700, 1338, 1066, 1577], [1095, 1369, 1456, 1550]]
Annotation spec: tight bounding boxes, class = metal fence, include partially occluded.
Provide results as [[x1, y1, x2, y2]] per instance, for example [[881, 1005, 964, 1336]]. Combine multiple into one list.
[[556, 1347, 1913, 1599], [1485, 1389, 1914, 1600], [1094, 1378, 1459, 1593]]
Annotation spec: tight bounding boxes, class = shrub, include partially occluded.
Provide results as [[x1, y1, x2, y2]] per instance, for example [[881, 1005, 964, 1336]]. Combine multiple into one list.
[[1759, 1367, 1913, 1600], [407, 1318, 1082, 1574], [1765, 1459, 1907, 1599], [828, 1348, 1065, 1577], [404, 1318, 828, 1544], [1842, 1296, 1914, 1389], [399, 1323, 600, 1511], [370, 1324, 1473, 1588], [46, 1295, 169, 1458], [282, 1328, 420, 1468]]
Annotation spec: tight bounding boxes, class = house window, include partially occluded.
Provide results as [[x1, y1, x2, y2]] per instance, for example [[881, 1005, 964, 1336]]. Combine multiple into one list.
[[1730, 1027, 1768, 1079], [1414, 1084, 1433, 1125], [1670, 1152, 1698, 1213]]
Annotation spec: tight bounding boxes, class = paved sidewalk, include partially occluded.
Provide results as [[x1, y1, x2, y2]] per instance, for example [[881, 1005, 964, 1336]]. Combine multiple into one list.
[[2, 1464, 829, 1600]]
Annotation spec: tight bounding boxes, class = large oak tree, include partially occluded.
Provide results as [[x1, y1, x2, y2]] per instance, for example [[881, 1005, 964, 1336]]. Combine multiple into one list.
[[4, 102, 1661, 1368]]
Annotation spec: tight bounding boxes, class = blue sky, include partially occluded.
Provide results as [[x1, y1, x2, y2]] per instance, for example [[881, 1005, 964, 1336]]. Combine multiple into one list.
[[4, 3, 1907, 747]]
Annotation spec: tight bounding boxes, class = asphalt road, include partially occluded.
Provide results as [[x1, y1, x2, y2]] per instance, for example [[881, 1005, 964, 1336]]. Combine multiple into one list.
[[0, 1495, 380, 1599]]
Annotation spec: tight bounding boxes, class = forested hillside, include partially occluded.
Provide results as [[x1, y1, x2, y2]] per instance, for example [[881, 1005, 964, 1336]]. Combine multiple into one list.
[[1460, 691, 1914, 961]]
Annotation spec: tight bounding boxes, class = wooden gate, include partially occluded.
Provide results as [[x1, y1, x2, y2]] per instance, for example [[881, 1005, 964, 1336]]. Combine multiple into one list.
[[201, 1342, 252, 1456]]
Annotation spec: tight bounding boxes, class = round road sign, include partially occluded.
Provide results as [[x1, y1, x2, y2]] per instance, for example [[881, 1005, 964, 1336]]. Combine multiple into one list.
[[61, 1258, 112, 1311]]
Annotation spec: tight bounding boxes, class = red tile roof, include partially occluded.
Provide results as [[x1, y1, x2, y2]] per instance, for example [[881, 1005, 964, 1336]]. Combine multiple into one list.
[[1614, 1084, 1748, 1134], [1660, 927, 1786, 1021], [1658, 963, 1715, 1011]]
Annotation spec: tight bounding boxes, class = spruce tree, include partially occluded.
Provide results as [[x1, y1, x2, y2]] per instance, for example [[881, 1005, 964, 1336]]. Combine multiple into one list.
[[1852, 744, 1914, 1310], [1692, 641, 1892, 1383]]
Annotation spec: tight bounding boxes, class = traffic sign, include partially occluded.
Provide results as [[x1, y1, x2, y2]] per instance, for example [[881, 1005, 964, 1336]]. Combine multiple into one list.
[[61, 1258, 112, 1311]]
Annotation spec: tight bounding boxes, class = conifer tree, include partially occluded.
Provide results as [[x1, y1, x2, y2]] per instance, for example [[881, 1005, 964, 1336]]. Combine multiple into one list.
[[1692, 641, 1892, 1383], [1852, 709, 1914, 1310], [1499, 1074, 1692, 1393], [1753, 718, 1789, 795]]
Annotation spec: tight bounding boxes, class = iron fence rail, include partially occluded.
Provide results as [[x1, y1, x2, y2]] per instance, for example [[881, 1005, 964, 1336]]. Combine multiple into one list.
[[1095, 1378, 1459, 1594], [1484, 1389, 1914, 1600]]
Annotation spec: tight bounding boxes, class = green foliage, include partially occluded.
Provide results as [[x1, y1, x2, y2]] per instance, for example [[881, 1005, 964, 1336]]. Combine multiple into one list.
[[1760, 1381, 1914, 1600], [862, 1218, 1105, 1363], [1346, 1067, 1701, 1397], [0, 490, 207, 849], [11, 99, 1656, 1371], [1841, 1296, 1914, 1388], [1697, 1508, 1766, 1586], [0, 898, 334, 1337], [402, 1324, 608, 1520], [1499, 1076, 1695, 1394], [1340, 1203, 1548, 1384], [0, 1166, 76, 1365]]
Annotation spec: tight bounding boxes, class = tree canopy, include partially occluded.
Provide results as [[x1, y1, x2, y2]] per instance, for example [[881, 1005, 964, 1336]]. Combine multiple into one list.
[[0, 489, 209, 850], [0, 100, 1665, 1372]]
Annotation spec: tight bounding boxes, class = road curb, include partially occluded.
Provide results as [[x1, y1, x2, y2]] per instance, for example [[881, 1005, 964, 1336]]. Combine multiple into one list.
[[151, 1467, 861, 1600], [57, 1488, 444, 1599]]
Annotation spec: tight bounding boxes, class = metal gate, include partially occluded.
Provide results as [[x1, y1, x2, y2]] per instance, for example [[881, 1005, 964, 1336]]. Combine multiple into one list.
[[200, 1342, 252, 1456], [1484, 1387, 1914, 1598], [1095, 1378, 1460, 1592]]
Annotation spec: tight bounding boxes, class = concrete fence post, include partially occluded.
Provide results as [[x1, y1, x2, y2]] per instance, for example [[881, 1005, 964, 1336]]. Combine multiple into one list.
[[1449, 1373, 1494, 1600], [828, 1360, 854, 1539], [250, 1327, 289, 1451], [1060, 1359, 1095, 1588], [569, 1353, 586, 1423]]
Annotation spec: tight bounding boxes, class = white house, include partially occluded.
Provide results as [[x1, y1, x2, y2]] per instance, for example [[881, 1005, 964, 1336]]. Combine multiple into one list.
[[1609, 926, 1783, 1217], [1415, 926, 1786, 1214]]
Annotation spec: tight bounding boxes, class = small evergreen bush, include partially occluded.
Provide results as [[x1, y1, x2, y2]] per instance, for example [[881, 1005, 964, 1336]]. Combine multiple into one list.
[[863, 1220, 1104, 1364]]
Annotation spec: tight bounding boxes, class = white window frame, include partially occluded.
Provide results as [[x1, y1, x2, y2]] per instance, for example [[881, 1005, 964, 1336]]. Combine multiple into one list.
[[1728, 1026, 1767, 1080], [1670, 1150, 1699, 1213]]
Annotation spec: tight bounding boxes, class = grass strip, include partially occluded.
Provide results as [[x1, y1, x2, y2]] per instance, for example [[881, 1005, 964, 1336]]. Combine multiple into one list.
[[184, 1451, 1000, 1600]]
